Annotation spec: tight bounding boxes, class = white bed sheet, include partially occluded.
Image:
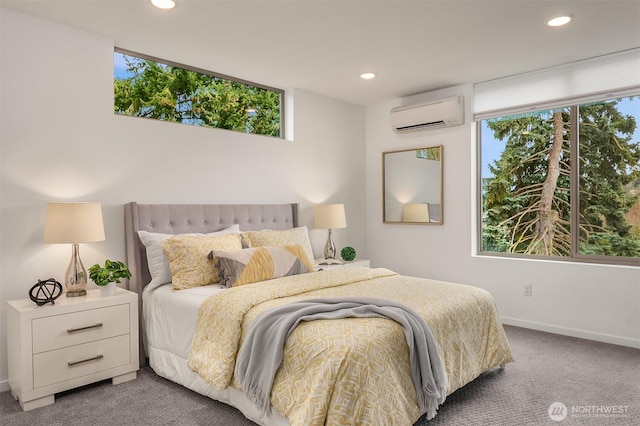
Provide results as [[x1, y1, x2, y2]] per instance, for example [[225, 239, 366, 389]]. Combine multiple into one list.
[[143, 283, 288, 426]]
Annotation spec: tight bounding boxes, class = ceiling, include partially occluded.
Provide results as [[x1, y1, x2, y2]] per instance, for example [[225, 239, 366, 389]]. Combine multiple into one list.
[[2, 0, 639, 106]]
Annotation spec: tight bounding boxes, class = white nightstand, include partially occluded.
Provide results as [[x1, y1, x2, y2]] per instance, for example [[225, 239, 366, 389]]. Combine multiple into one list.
[[7, 287, 139, 411], [315, 258, 370, 270]]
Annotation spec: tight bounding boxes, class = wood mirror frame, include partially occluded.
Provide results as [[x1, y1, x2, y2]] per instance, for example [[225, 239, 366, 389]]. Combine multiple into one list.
[[383, 146, 443, 224]]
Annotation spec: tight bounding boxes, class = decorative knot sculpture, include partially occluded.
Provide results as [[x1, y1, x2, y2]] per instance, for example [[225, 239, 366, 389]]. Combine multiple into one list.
[[29, 278, 63, 306]]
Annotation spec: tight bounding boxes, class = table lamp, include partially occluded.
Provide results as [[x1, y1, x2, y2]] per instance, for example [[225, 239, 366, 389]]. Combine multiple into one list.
[[402, 203, 431, 222], [43, 202, 106, 297], [314, 204, 347, 263]]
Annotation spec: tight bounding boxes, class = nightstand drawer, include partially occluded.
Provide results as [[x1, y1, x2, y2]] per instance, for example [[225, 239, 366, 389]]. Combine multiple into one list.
[[33, 334, 131, 389], [8, 288, 138, 411], [32, 304, 130, 353]]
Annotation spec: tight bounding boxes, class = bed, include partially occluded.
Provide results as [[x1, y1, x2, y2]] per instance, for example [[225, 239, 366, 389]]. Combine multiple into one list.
[[124, 202, 513, 426]]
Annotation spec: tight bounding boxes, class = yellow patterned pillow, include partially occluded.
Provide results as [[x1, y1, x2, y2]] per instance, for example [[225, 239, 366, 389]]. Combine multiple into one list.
[[214, 245, 314, 288], [242, 227, 315, 265], [162, 233, 243, 290]]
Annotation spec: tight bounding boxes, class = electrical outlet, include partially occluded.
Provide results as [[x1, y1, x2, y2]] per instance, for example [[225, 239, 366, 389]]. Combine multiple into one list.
[[524, 283, 532, 296]]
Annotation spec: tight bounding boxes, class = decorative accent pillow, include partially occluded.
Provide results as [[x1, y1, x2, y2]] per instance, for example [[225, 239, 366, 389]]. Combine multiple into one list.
[[214, 245, 314, 288], [137, 225, 241, 290], [242, 227, 315, 266], [162, 233, 243, 290]]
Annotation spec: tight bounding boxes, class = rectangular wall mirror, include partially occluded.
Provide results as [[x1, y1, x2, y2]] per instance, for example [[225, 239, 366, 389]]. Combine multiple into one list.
[[383, 146, 443, 224]]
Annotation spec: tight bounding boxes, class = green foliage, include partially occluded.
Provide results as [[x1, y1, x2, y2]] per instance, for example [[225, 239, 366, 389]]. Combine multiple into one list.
[[482, 98, 640, 259], [416, 147, 440, 160], [114, 55, 281, 137], [88, 260, 132, 287], [341, 246, 356, 262], [483, 110, 571, 255]]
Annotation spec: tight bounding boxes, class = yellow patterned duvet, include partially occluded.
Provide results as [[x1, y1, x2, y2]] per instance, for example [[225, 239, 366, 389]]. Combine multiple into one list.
[[188, 267, 513, 426]]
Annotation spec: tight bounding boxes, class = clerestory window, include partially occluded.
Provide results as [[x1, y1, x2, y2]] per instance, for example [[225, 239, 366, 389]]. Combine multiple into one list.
[[114, 49, 284, 138]]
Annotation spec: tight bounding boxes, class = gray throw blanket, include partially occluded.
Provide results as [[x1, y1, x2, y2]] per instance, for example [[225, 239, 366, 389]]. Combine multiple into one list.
[[234, 297, 448, 420]]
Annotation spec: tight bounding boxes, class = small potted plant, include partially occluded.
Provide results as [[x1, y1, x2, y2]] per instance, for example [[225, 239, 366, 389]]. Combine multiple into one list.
[[341, 246, 356, 262], [89, 259, 131, 297]]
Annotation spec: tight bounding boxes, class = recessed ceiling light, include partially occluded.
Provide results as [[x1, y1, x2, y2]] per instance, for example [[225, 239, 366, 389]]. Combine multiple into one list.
[[151, 0, 176, 10], [360, 72, 376, 80], [547, 15, 571, 27]]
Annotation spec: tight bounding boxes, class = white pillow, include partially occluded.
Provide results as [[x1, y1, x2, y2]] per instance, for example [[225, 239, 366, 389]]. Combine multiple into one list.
[[138, 224, 241, 290]]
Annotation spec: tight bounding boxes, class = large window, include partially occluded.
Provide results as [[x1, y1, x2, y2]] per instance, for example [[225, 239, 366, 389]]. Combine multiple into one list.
[[479, 95, 640, 265], [113, 49, 284, 138]]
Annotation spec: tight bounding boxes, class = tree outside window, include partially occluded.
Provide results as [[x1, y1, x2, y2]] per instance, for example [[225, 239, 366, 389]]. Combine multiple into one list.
[[479, 96, 640, 265], [113, 50, 283, 138]]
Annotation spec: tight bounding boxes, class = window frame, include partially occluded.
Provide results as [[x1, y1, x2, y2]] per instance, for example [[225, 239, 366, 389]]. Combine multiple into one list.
[[476, 94, 640, 267], [114, 47, 285, 139]]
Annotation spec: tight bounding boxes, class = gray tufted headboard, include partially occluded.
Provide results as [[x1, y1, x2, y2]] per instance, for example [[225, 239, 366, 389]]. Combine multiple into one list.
[[123, 202, 299, 365], [124, 202, 299, 295]]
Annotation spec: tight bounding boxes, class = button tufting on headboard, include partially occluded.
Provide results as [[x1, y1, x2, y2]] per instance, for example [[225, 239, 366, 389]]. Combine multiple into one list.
[[123, 201, 300, 367]]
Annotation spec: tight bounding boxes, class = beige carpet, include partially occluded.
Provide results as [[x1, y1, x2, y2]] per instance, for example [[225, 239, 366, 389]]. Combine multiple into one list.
[[1, 325, 639, 425]]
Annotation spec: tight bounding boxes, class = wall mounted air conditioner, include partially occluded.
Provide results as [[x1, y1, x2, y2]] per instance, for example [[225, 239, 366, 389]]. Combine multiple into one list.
[[390, 95, 464, 133]]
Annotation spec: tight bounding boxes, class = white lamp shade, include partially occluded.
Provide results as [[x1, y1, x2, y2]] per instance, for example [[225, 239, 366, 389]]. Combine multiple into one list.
[[314, 204, 347, 229], [43, 202, 106, 243], [402, 203, 431, 222], [151, 0, 176, 9]]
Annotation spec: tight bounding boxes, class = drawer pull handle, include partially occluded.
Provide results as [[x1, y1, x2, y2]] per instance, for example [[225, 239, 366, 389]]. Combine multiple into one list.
[[68, 354, 104, 367], [67, 323, 103, 333]]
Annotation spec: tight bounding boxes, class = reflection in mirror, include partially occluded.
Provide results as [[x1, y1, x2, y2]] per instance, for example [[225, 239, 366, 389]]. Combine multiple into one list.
[[383, 146, 443, 224]]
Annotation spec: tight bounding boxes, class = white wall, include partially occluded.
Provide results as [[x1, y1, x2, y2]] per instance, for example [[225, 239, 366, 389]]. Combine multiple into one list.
[[0, 9, 366, 388], [366, 85, 640, 349]]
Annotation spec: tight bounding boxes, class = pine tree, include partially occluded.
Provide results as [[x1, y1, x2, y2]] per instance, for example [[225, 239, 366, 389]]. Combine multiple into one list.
[[114, 55, 281, 137], [482, 98, 640, 258]]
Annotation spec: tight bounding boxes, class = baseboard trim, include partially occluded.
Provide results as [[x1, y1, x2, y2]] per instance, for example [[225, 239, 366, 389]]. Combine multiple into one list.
[[501, 316, 640, 349], [0, 380, 10, 393]]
